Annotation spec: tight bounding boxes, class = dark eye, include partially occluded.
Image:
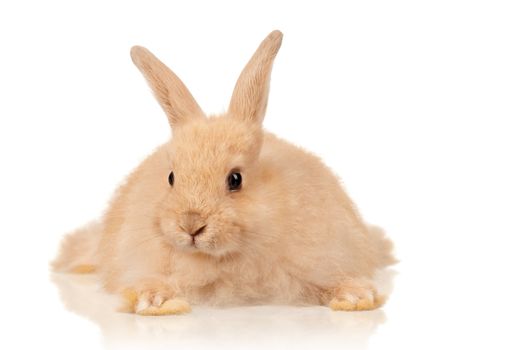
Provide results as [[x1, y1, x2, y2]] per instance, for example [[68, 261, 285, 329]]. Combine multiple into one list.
[[168, 171, 174, 187], [227, 171, 242, 191]]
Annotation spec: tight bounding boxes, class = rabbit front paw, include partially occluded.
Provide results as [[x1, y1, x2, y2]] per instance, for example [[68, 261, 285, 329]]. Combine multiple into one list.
[[119, 279, 191, 316], [329, 279, 385, 311]]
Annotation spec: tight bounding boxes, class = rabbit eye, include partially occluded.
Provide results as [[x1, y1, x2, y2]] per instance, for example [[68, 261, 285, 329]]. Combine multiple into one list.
[[227, 171, 242, 191], [168, 171, 174, 187]]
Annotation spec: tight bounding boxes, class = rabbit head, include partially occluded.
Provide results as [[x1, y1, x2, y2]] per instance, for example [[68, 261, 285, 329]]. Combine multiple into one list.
[[130, 31, 283, 257]]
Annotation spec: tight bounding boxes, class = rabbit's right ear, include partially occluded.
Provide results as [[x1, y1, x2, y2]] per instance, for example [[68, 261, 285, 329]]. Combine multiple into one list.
[[131, 46, 205, 128]]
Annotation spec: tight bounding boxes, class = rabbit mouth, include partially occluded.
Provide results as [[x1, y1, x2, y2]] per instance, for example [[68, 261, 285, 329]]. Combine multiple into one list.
[[163, 229, 215, 253], [170, 231, 238, 258], [159, 218, 241, 257]]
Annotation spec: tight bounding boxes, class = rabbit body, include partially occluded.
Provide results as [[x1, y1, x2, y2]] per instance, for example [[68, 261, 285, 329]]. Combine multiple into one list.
[[53, 31, 394, 314]]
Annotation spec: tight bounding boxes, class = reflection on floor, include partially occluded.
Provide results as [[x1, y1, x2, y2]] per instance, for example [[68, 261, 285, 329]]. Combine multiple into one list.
[[51, 270, 395, 350]]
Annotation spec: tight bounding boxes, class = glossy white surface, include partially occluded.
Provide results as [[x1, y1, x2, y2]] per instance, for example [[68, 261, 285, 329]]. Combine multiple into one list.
[[50, 273, 389, 350]]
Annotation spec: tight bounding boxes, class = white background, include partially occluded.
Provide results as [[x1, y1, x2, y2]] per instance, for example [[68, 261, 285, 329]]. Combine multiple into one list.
[[1, 1, 526, 349]]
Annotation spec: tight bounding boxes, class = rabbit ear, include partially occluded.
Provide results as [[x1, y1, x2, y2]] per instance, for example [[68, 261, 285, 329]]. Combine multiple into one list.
[[228, 30, 283, 125], [130, 46, 205, 128]]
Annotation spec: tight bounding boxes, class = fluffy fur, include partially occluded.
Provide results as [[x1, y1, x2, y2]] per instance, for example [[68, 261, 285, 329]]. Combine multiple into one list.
[[52, 30, 395, 315]]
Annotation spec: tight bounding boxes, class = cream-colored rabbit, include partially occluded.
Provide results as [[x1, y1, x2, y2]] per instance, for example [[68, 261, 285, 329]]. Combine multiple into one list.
[[53, 30, 395, 315]]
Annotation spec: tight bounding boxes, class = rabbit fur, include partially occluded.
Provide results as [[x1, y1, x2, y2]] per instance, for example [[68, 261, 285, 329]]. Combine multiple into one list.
[[53, 30, 395, 315]]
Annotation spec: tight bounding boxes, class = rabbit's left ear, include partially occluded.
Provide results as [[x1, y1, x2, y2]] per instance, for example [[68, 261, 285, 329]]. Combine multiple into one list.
[[228, 30, 283, 125], [131, 46, 205, 128]]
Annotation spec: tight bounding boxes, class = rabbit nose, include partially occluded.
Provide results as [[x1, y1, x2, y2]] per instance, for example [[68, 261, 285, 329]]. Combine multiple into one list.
[[190, 225, 207, 237], [180, 211, 207, 238]]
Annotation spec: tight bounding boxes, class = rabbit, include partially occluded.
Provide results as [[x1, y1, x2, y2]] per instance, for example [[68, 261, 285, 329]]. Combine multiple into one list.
[[52, 30, 395, 316]]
